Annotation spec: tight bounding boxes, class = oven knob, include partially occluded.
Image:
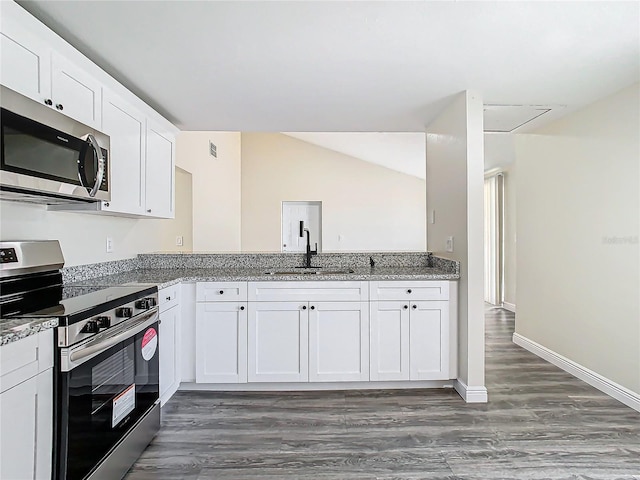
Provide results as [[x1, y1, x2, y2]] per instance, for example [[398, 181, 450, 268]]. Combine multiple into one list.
[[135, 298, 157, 310], [116, 307, 133, 318], [96, 316, 111, 329], [82, 320, 99, 333]]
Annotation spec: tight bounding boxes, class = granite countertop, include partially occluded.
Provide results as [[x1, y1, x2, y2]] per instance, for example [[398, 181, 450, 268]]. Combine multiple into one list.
[[0, 317, 58, 346], [66, 266, 459, 289], [2, 264, 457, 347]]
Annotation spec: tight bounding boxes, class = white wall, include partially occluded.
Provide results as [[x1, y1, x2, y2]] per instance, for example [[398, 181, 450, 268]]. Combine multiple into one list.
[[175, 131, 241, 252], [241, 132, 426, 252], [0, 167, 193, 267], [503, 165, 517, 307], [426, 91, 486, 399], [514, 83, 640, 394]]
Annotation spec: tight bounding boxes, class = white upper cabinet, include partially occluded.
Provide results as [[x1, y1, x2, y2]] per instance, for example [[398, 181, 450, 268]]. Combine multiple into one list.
[[0, 18, 51, 104], [0, 18, 102, 129], [144, 121, 175, 218], [101, 91, 146, 215], [50, 52, 102, 129]]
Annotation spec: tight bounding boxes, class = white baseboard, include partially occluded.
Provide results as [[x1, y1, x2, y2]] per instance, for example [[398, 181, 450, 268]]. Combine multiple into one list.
[[502, 302, 516, 313], [454, 379, 488, 403], [179, 380, 453, 392], [513, 333, 640, 413]]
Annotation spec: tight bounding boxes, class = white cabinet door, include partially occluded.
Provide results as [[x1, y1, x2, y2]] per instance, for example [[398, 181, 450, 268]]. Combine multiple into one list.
[[309, 302, 369, 382], [0, 374, 37, 480], [101, 91, 145, 215], [145, 122, 175, 218], [0, 368, 52, 480], [248, 302, 308, 382], [0, 18, 51, 104], [159, 305, 181, 405], [370, 301, 410, 381], [409, 301, 449, 380], [196, 302, 248, 383], [50, 53, 102, 129]]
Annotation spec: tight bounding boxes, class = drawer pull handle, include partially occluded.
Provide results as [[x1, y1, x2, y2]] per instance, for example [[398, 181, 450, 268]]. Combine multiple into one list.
[[403, 305, 408, 310], [240, 306, 245, 311], [407, 289, 412, 294], [219, 290, 224, 294], [166, 296, 171, 301], [412, 304, 417, 309]]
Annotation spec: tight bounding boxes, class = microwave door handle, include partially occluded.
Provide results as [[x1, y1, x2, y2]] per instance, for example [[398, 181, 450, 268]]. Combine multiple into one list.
[[85, 134, 104, 197]]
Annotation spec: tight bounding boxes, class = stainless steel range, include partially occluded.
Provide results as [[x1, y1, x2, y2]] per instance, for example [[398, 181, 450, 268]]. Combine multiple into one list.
[[0, 241, 160, 480]]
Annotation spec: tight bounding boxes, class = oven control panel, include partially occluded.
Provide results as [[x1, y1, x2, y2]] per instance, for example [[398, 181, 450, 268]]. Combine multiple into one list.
[[0, 248, 18, 263], [58, 292, 159, 347]]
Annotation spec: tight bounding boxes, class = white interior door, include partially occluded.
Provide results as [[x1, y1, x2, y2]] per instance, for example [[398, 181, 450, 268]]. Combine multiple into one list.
[[282, 201, 322, 252]]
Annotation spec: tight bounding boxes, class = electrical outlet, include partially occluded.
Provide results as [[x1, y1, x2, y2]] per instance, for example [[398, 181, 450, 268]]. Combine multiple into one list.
[[106, 237, 114, 253], [176, 236, 184, 247], [446, 236, 454, 253]]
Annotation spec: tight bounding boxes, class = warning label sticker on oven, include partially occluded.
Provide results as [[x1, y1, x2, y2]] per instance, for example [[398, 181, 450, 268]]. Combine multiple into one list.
[[112, 384, 135, 428], [141, 327, 158, 361]]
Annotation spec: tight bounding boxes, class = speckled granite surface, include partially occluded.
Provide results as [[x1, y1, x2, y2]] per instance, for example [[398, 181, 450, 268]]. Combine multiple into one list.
[[0, 318, 58, 346], [65, 265, 459, 289], [3, 252, 458, 347]]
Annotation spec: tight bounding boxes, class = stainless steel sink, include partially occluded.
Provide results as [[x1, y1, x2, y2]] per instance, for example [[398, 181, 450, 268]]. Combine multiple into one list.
[[264, 269, 354, 276]]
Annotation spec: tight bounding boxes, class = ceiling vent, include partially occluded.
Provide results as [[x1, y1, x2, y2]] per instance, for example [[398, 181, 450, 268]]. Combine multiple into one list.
[[483, 105, 554, 132]]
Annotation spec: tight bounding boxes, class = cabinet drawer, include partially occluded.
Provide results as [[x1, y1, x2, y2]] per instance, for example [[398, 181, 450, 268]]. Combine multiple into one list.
[[158, 283, 180, 312], [370, 281, 449, 301], [248, 281, 369, 302], [197, 282, 247, 302]]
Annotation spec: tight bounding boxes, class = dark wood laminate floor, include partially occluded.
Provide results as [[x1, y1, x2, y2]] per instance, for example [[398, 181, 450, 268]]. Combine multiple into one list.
[[125, 306, 640, 479]]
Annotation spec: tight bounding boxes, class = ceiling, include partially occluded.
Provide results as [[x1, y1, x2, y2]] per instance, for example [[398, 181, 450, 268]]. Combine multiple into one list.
[[16, 1, 640, 133]]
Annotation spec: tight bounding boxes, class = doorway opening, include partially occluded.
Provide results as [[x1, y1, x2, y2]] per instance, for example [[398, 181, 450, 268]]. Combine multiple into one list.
[[484, 173, 504, 305], [281, 201, 322, 253]]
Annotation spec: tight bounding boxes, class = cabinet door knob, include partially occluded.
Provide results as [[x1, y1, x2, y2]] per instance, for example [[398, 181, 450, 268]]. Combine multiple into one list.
[[310, 305, 315, 310], [403, 305, 408, 310], [240, 305, 245, 311], [44, 98, 53, 106], [166, 296, 171, 301], [302, 305, 307, 310], [407, 289, 412, 294], [412, 304, 417, 309], [219, 290, 224, 294], [55, 103, 64, 111], [147, 209, 152, 213]]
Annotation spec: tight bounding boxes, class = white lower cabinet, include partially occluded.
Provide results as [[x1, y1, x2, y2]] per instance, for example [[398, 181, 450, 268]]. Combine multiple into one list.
[[370, 299, 450, 381], [159, 286, 181, 406], [0, 330, 53, 480], [247, 302, 309, 382], [196, 302, 248, 383], [309, 302, 370, 382]]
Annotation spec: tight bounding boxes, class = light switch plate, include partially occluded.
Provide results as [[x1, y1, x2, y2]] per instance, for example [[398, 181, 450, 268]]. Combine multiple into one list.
[[176, 236, 184, 246]]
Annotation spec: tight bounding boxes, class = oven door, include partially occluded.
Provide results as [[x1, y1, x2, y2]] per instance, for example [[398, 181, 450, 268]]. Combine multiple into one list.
[[57, 310, 160, 480]]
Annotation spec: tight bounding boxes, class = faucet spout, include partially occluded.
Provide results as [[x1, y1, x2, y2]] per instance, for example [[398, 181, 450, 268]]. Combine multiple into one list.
[[303, 228, 317, 268]]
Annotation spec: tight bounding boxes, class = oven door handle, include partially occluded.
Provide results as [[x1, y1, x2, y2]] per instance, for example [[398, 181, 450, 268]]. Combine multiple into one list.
[[61, 309, 158, 371]]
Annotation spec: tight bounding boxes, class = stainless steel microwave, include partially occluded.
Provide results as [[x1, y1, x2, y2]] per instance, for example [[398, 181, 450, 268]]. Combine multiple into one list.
[[0, 89, 110, 205]]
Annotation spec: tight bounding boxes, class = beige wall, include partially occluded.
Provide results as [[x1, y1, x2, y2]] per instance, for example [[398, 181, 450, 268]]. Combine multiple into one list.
[[145, 167, 193, 252], [176, 131, 241, 251], [426, 91, 486, 394], [240, 132, 426, 252], [503, 165, 517, 307], [514, 83, 640, 394]]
